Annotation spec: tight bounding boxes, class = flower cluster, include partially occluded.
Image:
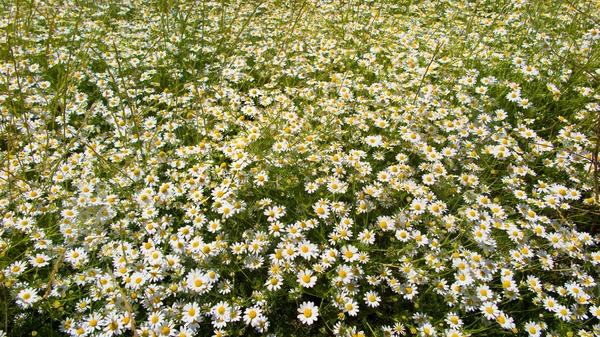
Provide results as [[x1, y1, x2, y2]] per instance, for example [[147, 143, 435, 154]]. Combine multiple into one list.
[[1, 0, 600, 336]]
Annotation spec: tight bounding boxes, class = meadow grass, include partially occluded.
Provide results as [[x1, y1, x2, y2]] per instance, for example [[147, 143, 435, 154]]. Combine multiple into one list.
[[1, 0, 600, 336]]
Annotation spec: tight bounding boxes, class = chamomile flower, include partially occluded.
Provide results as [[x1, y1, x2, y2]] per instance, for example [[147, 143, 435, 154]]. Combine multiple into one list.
[[297, 301, 319, 325], [211, 301, 232, 321], [363, 135, 383, 147], [343, 298, 359, 316], [496, 313, 515, 330], [358, 229, 375, 245], [29, 253, 51, 267], [445, 312, 463, 328], [305, 181, 319, 193], [297, 269, 317, 288], [217, 202, 235, 218], [181, 302, 202, 324], [17, 287, 40, 308], [186, 269, 211, 294], [480, 301, 499, 319], [313, 201, 330, 219], [395, 229, 411, 242], [364, 291, 381, 307], [590, 305, 600, 319], [340, 245, 360, 262], [335, 264, 353, 284], [265, 275, 283, 291], [254, 170, 269, 186], [7, 261, 28, 276], [377, 215, 395, 231], [264, 205, 285, 221], [61, 208, 78, 219], [297, 240, 319, 260], [476, 284, 494, 301], [327, 178, 347, 194], [555, 305, 571, 321], [409, 198, 427, 215], [419, 323, 436, 336], [524, 321, 543, 337], [243, 307, 263, 325]]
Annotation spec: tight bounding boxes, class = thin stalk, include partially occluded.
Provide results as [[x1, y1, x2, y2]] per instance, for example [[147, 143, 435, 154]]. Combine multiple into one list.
[[412, 41, 444, 106]]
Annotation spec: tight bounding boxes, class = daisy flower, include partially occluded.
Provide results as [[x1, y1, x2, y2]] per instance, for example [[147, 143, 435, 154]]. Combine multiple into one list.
[[343, 298, 359, 316], [340, 245, 360, 263], [61, 208, 78, 219], [264, 205, 285, 222], [555, 305, 571, 321], [590, 305, 600, 319], [297, 269, 317, 288], [419, 323, 436, 336], [127, 271, 148, 290], [211, 301, 232, 321], [7, 261, 28, 276], [481, 301, 499, 320], [313, 201, 330, 219], [29, 253, 51, 267], [524, 321, 543, 337], [243, 307, 263, 325], [409, 198, 427, 215], [446, 312, 463, 328], [181, 302, 201, 324], [496, 313, 516, 330], [186, 269, 211, 294], [297, 240, 319, 260], [17, 287, 40, 308], [358, 229, 375, 245], [376, 216, 395, 231], [254, 170, 269, 186], [297, 301, 319, 325], [147, 311, 165, 329], [476, 284, 494, 301], [265, 275, 282, 291], [395, 230, 411, 243], [335, 264, 353, 284], [364, 291, 381, 307], [305, 181, 319, 194]]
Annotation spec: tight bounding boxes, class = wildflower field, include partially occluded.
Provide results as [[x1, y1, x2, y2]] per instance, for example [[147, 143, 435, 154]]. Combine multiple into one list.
[[1, 0, 600, 336]]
